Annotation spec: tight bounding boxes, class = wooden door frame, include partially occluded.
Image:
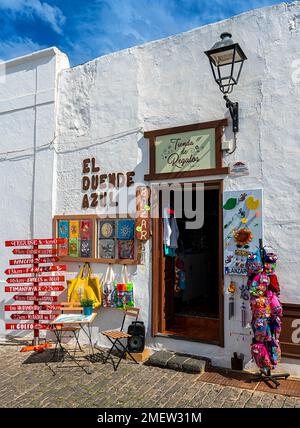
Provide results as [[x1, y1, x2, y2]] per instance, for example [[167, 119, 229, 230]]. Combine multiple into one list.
[[151, 179, 224, 347]]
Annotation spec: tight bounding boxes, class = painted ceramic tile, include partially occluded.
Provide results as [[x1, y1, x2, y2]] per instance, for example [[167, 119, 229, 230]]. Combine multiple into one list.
[[58, 242, 68, 257], [69, 220, 79, 239], [117, 219, 134, 240], [80, 220, 92, 240], [80, 240, 92, 258], [98, 239, 115, 259], [118, 240, 134, 259], [99, 220, 115, 239], [58, 220, 69, 238], [69, 238, 79, 257]]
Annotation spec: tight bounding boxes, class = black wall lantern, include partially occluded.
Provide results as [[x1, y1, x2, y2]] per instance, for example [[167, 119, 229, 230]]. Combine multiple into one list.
[[205, 32, 247, 134]]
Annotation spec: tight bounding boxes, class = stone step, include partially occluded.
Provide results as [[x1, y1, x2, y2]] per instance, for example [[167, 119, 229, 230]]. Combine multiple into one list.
[[144, 350, 210, 374]]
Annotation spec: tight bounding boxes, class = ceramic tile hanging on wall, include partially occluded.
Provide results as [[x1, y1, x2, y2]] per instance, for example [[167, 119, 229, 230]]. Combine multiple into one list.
[[98, 239, 115, 259], [99, 220, 115, 239], [117, 219, 135, 240], [223, 189, 263, 276]]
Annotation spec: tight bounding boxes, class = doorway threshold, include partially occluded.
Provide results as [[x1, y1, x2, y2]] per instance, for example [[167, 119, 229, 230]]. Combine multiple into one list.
[[156, 331, 220, 347]]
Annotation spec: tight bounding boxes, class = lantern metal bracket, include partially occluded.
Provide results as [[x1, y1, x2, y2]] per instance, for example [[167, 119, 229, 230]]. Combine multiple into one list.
[[224, 95, 239, 134]]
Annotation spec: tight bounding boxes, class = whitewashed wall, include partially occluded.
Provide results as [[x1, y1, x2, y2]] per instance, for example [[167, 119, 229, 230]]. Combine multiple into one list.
[[1, 2, 300, 373], [0, 48, 69, 339], [55, 2, 300, 372]]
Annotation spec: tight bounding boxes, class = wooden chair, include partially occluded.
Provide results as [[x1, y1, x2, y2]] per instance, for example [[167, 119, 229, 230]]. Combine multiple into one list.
[[53, 302, 84, 357], [101, 308, 140, 371]]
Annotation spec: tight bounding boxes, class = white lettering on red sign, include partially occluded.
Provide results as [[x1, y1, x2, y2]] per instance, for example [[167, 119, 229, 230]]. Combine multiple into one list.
[[5, 238, 67, 247], [5, 323, 53, 330], [5, 286, 65, 292], [5, 265, 66, 275], [6, 276, 65, 284], [9, 257, 60, 265], [13, 295, 59, 302]]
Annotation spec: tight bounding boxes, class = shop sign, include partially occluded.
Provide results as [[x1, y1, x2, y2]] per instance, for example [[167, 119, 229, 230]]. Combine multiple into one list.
[[6, 275, 65, 284], [135, 186, 151, 241], [10, 314, 57, 321], [230, 161, 249, 177], [155, 128, 215, 174], [5, 304, 61, 311], [9, 257, 60, 265], [13, 295, 58, 302], [223, 189, 263, 276], [281, 303, 300, 359], [81, 157, 135, 209], [5, 285, 65, 292], [5, 238, 67, 247], [12, 249, 57, 255], [5, 323, 53, 330]]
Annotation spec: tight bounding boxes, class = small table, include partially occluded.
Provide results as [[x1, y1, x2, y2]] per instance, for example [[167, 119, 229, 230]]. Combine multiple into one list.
[[49, 313, 97, 374]]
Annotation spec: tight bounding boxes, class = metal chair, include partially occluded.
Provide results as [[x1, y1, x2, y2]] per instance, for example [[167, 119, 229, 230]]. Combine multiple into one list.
[[53, 302, 84, 359], [101, 307, 140, 371]]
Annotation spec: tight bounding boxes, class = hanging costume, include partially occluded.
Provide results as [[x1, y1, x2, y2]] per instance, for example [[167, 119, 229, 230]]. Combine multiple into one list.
[[163, 207, 179, 257]]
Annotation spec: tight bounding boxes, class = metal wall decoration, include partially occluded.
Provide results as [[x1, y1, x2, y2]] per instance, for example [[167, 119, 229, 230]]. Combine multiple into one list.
[[223, 189, 263, 276]]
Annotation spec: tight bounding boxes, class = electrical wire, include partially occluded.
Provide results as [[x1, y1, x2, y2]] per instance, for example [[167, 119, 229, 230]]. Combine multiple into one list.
[[0, 126, 144, 161]]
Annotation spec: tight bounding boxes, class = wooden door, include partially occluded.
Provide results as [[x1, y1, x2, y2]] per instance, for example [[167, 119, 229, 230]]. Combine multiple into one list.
[[164, 253, 174, 330]]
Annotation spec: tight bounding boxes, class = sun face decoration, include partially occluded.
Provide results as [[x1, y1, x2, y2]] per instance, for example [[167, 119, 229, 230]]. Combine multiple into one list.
[[233, 228, 253, 246]]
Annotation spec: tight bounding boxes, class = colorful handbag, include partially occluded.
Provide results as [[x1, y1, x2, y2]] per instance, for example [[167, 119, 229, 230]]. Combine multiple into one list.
[[267, 339, 281, 368], [267, 290, 282, 317], [268, 274, 280, 294], [102, 264, 116, 308], [67, 263, 102, 308], [246, 251, 263, 276], [114, 265, 134, 310], [250, 295, 271, 319], [251, 342, 273, 371], [252, 318, 272, 342], [249, 272, 269, 297]]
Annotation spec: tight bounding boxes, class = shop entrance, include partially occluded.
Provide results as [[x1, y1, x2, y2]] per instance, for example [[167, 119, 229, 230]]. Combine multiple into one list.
[[152, 181, 224, 345]]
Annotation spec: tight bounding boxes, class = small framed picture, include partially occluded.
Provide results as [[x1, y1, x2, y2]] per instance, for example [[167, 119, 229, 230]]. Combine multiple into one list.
[[98, 239, 115, 259], [118, 240, 134, 259]]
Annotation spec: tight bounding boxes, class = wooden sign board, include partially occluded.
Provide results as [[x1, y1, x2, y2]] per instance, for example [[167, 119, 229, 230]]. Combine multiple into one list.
[[5, 323, 53, 330], [5, 238, 67, 247], [136, 186, 151, 241], [7, 275, 65, 284], [5, 265, 66, 275], [5, 285, 65, 292], [5, 304, 61, 311], [9, 257, 59, 265], [13, 249, 57, 255], [281, 303, 300, 359], [13, 295, 58, 302]]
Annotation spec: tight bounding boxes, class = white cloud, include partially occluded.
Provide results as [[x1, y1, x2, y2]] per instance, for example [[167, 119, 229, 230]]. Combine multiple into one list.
[[0, 36, 45, 60], [0, 0, 65, 34]]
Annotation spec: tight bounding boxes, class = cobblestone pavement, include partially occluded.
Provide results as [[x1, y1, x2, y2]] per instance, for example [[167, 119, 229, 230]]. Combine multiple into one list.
[[0, 345, 300, 408]]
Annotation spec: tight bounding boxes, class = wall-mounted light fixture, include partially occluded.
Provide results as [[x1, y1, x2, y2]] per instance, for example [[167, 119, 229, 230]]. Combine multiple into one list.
[[205, 32, 247, 135]]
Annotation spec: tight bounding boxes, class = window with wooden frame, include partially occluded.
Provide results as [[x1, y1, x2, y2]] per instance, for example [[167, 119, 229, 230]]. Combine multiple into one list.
[[53, 214, 142, 265], [144, 119, 229, 181]]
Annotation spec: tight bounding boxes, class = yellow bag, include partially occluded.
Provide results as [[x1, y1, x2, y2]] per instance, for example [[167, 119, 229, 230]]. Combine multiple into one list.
[[67, 263, 102, 308]]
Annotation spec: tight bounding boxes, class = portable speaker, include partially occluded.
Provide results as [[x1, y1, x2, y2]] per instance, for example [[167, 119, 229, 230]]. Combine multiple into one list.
[[127, 321, 145, 353]]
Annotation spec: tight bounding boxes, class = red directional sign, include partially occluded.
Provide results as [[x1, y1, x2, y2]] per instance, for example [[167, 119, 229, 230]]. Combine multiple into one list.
[[5, 304, 61, 311], [12, 249, 57, 255], [5, 285, 65, 292], [13, 295, 59, 302], [5, 265, 66, 275], [5, 238, 67, 247], [10, 314, 57, 321], [5, 323, 53, 330], [7, 275, 65, 284], [9, 257, 59, 265]]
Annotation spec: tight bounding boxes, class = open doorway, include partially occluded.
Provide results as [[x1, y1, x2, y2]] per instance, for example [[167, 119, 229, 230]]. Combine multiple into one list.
[[152, 181, 224, 345]]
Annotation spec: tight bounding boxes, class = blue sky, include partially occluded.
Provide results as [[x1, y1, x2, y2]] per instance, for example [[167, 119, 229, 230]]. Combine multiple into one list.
[[0, 0, 285, 66]]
